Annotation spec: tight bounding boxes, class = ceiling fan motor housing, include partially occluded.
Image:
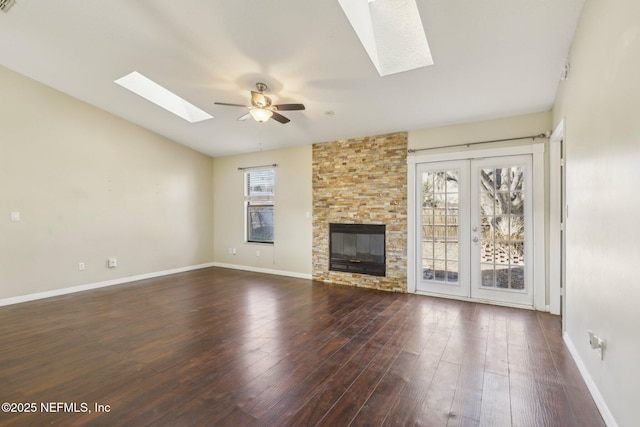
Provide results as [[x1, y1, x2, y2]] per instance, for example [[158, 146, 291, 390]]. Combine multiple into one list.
[[215, 82, 304, 124]]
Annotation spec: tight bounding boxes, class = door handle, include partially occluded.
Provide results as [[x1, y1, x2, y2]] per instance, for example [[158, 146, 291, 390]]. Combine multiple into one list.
[[472, 226, 478, 232]]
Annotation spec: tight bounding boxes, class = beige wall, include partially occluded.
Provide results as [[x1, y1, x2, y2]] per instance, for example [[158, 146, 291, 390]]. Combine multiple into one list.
[[0, 65, 214, 300], [212, 145, 312, 276], [409, 111, 551, 150], [553, 0, 640, 425]]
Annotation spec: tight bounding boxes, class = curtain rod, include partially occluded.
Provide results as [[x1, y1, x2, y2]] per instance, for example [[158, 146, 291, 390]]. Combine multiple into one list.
[[237, 163, 277, 171], [407, 132, 549, 154]]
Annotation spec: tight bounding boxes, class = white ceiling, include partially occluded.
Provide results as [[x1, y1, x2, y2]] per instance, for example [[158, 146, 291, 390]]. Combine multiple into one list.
[[0, 0, 584, 157]]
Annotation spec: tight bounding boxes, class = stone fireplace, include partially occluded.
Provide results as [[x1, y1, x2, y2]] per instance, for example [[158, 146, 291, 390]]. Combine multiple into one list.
[[312, 132, 407, 292]]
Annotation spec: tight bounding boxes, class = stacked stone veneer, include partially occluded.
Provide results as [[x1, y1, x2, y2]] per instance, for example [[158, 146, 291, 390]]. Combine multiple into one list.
[[312, 132, 408, 292]]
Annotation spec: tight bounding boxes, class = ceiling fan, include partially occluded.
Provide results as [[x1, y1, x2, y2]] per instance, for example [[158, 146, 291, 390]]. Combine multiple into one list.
[[215, 82, 305, 124]]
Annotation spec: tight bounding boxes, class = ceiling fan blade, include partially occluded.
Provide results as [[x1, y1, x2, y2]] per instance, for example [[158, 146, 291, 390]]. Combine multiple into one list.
[[271, 111, 291, 124], [237, 112, 252, 121], [215, 102, 249, 108], [274, 103, 305, 111]]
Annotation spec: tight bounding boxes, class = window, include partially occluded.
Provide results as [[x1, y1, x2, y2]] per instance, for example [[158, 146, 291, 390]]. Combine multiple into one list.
[[244, 168, 275, 243]]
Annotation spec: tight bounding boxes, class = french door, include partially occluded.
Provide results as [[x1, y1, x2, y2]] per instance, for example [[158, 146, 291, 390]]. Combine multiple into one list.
[[416, 155, 534, 306]]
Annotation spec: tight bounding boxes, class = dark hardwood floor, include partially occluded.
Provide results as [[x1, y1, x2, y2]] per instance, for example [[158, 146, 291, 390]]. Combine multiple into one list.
[[0, 267, 604, 426]]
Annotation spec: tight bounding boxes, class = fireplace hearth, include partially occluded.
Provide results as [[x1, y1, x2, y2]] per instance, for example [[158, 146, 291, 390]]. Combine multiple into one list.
[[329, 223, 385, 277]]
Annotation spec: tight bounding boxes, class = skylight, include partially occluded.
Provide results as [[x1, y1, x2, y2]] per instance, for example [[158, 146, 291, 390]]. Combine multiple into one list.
[[338, 0, 433, 76], [114, 71, 213, 123]]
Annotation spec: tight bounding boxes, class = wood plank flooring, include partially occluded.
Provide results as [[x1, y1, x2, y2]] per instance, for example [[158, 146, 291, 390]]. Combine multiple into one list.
[[0, 267, 605, 426]]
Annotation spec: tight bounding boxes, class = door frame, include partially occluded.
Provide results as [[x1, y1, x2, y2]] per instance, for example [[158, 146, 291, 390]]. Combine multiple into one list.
[[408, 143, 546, 310], [550, 120, 566, 319]]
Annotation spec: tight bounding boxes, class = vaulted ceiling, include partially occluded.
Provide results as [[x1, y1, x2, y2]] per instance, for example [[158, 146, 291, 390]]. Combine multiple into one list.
[[0, 0, 584, 157]]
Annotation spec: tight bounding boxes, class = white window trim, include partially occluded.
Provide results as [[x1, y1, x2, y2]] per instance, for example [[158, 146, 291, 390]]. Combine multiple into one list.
[[244, 167, 275, 244]]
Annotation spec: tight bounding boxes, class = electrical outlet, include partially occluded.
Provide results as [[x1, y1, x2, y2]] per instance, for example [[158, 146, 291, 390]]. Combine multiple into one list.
[[78, 262, 85, 271], [588, 330, 605, 360], [228, 248, 233, 254], [108, 258, 117, 268], [232, 248, 237, 255]]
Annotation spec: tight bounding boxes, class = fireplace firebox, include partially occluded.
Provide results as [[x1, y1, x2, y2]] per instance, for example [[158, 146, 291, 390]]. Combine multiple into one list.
[[329, 223, 385, 277]]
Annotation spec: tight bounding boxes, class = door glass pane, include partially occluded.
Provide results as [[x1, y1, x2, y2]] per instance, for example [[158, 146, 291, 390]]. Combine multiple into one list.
[[481, 264, 494, 287], [422, 260, 434, 280], [511, 242, 524, 265], [480, 169, 495, 192], [509, 166, 524, 191], [434, 242, 446, 258], [492, 215, 507, 239], [481, 220, 493, 239], [432, 193, 446, 209], [423, 241, 434, 259], [496, 267, 509, 288], [478, 162, 527, 291], [423, 172, 435, 190], [446, 262, 459, 281], [509, 216, 525, 241], [509, 266, 525, 290], [509, 192, 524, 215], [446, 242, 458, 261], [496, 168, 510, 192], [421, 168, 461, 284], [480, 192, 495, 215], [433, 260, 446, 281], [446, 171, 459, 192], [494, 241, 510, 265]]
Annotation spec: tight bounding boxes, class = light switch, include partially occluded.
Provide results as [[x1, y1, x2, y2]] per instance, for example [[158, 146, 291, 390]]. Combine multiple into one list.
[[10, 211, 20, 222]]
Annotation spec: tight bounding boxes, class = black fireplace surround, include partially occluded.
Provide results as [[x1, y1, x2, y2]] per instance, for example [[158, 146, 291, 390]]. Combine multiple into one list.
[[329, 223, 386, 277]]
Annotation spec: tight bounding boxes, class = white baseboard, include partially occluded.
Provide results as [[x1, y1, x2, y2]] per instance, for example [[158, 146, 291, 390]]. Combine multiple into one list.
[[563, 332, 618, 427], [0, 262, 217, 308], [211, 262, 312, 280]]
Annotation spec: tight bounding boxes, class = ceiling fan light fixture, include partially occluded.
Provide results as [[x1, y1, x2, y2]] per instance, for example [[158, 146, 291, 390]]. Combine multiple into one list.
[[250, 108, 273, 123], [215, 82, 303, 124]]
